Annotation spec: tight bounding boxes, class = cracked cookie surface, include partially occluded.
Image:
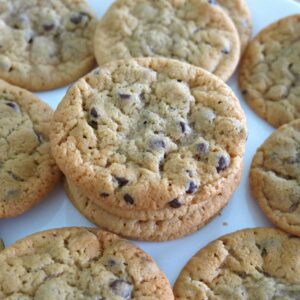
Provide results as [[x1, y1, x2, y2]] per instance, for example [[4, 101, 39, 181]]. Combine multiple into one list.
[[250, 120, 300, 236], [0, 227, 174, 299], [64, 166, 241, 241], [0, 79, 60, 218], [173, 228, 300, 300], [239, 14, 300, 128], [94, 0, 240, 82], [216, 0, 252, 53], [0, 0, 96, 91], [51, 58, 247, 221]]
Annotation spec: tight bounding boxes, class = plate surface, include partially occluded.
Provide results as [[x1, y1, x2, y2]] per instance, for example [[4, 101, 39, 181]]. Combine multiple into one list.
[[0, 0, 299, 286]]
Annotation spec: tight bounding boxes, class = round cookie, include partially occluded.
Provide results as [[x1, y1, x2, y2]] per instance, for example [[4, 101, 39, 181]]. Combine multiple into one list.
[[0, 79, 61, 218], [0, 227, 174, 299], [216, 0, 252, 53], [239, 14, 300, 128], [51, 58, 247, 223], [250, 120, 300, 236], [94, 0, 240, 82], [174, 228, 300, 299], [0, 0, 96, 91], [65, 163, 242, 241]]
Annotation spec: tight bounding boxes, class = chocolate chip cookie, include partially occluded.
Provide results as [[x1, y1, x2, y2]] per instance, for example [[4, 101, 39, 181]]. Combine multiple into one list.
[[0, 79, 61, 218], [174, 228, 300, 299], [65, 165, 242, 241], [239, 14, 300, 127], [51, 58, 247, 238], [0, 0, 96, 91], [94, 0, 240, 81], [250, 120, 300, 236], [216, 0, 252, 52], [0, 227, 174, 299]]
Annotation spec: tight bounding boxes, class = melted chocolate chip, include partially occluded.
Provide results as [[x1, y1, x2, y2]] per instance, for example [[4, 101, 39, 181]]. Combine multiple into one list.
[[110, 279, 132, 299], [123, 194, 134, 205], [100, 193, 110, 198], [221, 49, 230, 54], [261, 248, 268, 257], [186, 181, 198, 194], [115, 177, 129, 187], [7, 171, 23, 182], [216, 155, 230, 173], [169, 199, 182, 208], [70, 12, 84, 25], [43, 23, 55, 31], [90, 107, 99, 118], [241, 90, 248, 95], [118, 93, 131, 100], [139, 92, 145, 101], [195, 143, 209, 159], [34, 130, 43, 144], [107, 259, 116, 267]]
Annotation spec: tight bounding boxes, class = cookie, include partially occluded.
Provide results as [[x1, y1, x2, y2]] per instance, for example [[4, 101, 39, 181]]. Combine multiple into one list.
[[0, 79, 61, 218], [94, 0, 240, 81], [0, 239, 4, 251], [65, 163, 241, 241], [51, 58, 247, 228], [0, 0, 96, 91], [239, 14, 300, 128], [0, 227, 174, 299], [250, 120, 300, 236], [174, 228, 300, 299], [216, 0, 252, 52]]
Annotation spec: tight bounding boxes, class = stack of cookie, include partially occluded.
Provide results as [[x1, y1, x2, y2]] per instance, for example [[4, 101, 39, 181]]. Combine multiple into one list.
[[51, 57, 248, 241]]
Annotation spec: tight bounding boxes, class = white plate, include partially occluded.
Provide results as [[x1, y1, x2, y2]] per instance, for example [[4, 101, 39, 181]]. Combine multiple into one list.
[[0, 0, 299, 286]]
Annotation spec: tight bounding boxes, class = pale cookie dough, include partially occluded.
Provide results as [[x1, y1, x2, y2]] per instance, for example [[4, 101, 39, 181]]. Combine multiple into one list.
[[0, 0, 96, 91], [0, 79, 61, 218], [0, 227, 174, 299], [239, 14, 300, 128], [174, 228, 300, 300], [216, 0, 252, 52], [94, 0, 240, 81], [65, 165, 241, 241], [51, 58, 247, 224], [250, 120, 300, 236]]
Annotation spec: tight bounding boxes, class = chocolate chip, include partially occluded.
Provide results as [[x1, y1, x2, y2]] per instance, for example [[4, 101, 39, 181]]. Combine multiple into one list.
[[70, 12, 83, 25], [5, 102, 17, 110], [115, 177, 129, 187], [261, 248, 268, 257], [241, 90, 248, 95], [195, 143, 209, 158], [169, 199, 182, 208], [110, 279, 132, 299], [107, 259, 116, 267], [179, 121, 187, 133], [100, 193, 110, 198], [118, 93, 131, 100], [150, 138, 166, 150], [90, 107, 99, 118], [216, 155, 230, 173], [139, 92, 145, 101], [88, 120, 98, 129], [221, 49, 230, 54], [123, 194, 134, 205], [186, 181, 198, 194], [7, 171, 23, 182], [43, 23, 55, 31], [34, 130, 43, 144]]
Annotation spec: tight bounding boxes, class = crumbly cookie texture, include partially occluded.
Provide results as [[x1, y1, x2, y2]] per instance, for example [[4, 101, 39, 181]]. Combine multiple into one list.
[[0, 227, 174, 299], [94, 0, 240, 81], [174, 228, 300, 300], [0, 0, 96, 91], [51, 58, 247, 219], [65, 165, 241, 241], [239, 14, 300, 128], [216, 0, 252, 52], [0, 79, 61, 218], [0, 239, 4, 251], [250, 120, 300, 236]]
